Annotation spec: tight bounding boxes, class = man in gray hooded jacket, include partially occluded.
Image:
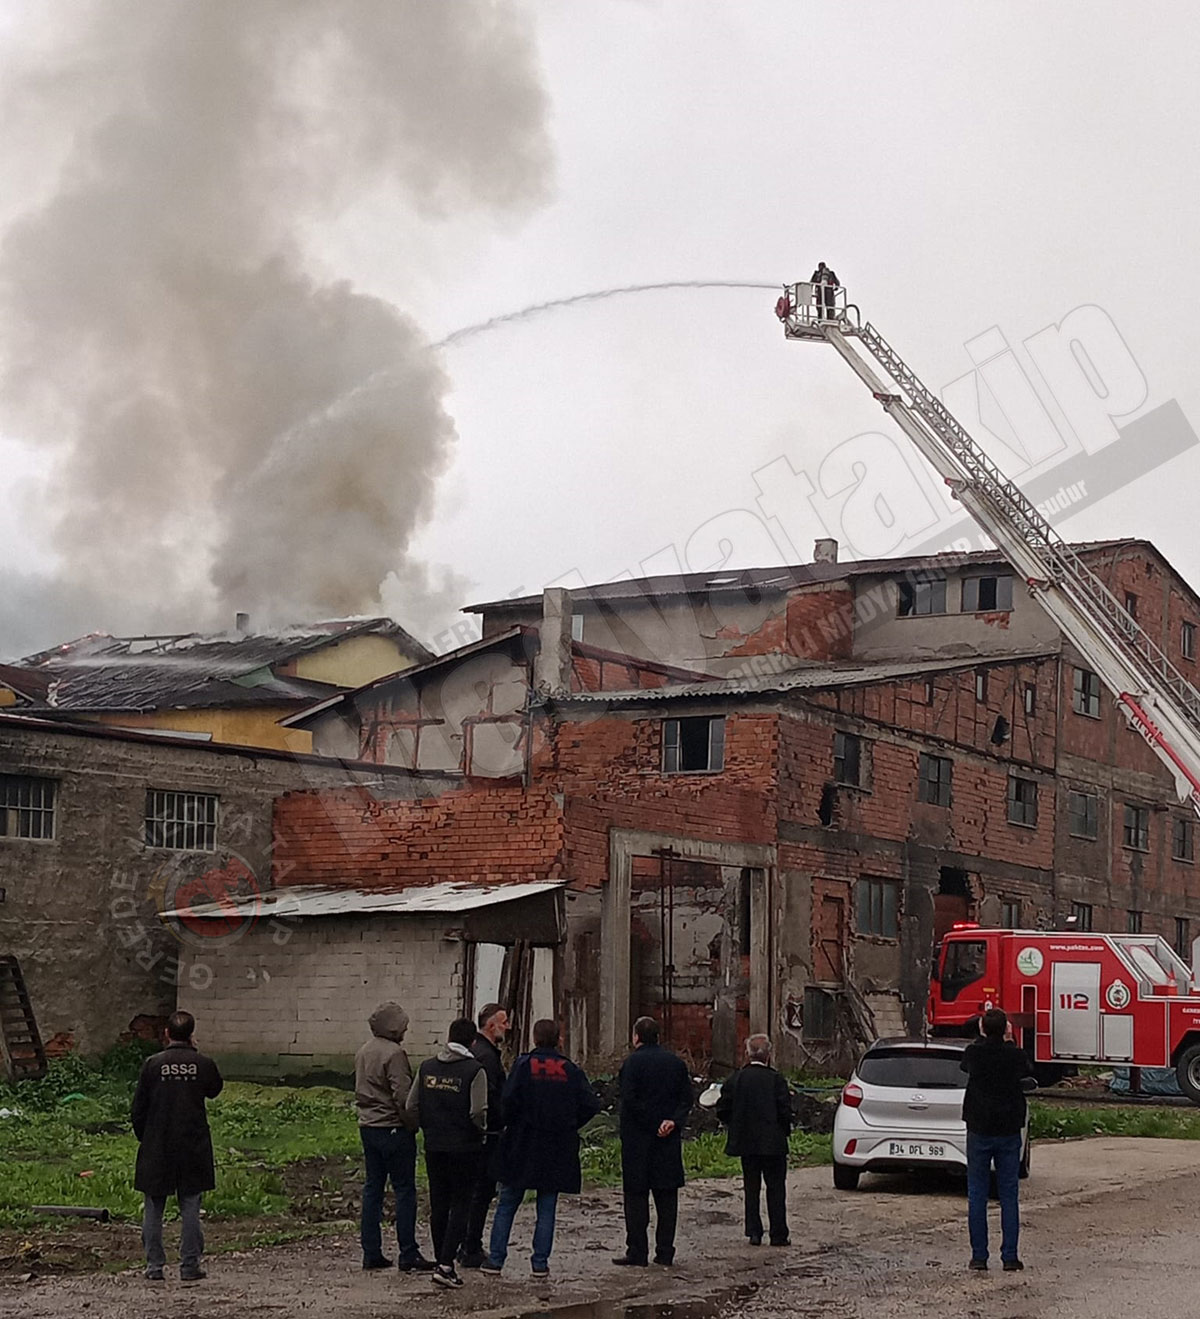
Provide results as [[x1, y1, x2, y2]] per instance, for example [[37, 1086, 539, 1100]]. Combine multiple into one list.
[[355, 1003, 433, 1272]]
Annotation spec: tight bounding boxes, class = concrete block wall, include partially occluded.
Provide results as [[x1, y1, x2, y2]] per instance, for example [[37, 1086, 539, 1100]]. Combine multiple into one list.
[[179, 914, 465, 1076]]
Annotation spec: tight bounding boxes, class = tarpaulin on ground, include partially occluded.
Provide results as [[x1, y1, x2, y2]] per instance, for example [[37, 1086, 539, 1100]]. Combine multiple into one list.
[[1109, 1066, 1182, 1095]]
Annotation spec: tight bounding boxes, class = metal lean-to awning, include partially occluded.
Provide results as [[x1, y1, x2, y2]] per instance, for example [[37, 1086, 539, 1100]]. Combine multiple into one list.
[[161, 879, 567, 920]]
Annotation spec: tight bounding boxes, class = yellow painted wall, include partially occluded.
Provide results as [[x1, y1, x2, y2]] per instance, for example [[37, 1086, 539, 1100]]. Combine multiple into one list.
[[87, 707, 314, 754], [290, 634, 418, 688], [0, 688, 18, 708]]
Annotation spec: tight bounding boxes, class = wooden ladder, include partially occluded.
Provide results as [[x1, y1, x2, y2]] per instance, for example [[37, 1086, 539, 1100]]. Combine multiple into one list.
[[0, 956, 47, 1081]]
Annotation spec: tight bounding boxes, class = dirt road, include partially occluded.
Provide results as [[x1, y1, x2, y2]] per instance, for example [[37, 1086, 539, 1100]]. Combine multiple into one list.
[[4, 1138, 1199, 1318]]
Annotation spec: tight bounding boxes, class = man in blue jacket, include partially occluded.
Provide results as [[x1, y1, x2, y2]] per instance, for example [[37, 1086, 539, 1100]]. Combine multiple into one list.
[[612, 1016, 693, 1267], [482, 1018, 600, 1279]]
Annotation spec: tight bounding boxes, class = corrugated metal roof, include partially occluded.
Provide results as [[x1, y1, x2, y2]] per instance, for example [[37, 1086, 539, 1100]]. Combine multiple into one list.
[[163, 879, 565, 920], [550, 650, 1058, 704]]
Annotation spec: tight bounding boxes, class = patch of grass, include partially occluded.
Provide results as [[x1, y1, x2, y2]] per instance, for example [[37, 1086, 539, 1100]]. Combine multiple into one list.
[[1029, 1101, 1200, 1141]]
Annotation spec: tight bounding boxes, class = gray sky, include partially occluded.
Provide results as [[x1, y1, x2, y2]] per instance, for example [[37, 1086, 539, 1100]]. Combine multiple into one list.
[[2, 1, 1199, 654]]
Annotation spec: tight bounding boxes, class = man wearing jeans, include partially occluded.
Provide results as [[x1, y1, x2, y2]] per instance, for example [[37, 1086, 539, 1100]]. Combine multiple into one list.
[[961, 1007, 1036, 1273], [482, 1019, 600, 1279], [354, 1003, 433, 1273], [131, 1011, 223, 1283]]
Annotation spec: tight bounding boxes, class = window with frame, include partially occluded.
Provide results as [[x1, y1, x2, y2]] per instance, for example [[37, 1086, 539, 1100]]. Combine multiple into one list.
[[897, 577, 947, 617], [1127, 909, 1143, 934], [803, 986, 836, 1040], [1123, 804, 1150, 852], [974, 669, 988, 703], [1176, 917, 1191, 960], [1000, 898, 1022, 928], [1068, 790, 1099, 839], [917, 753, 952, 807], [662, 716, 725, 774], [1071, 901, 1094, 932], [1073, 667, 1102, 718], [1184, 622, 1196, 662], [1023, 683, 1037, 717], [145, 790, 218, 851], [962, 574, 1014, 613], [1124, 592, 1139, 621], [833, 731, 861, 786], [0, 774, 56, 840], [1007, 776, 1039, 827], [1174, 816, 1195, 863], [856, 877, 900, 939]]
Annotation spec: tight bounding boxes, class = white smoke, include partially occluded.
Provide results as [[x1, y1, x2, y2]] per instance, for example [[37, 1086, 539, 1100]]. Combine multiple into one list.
[[0, 0, 551, 655]]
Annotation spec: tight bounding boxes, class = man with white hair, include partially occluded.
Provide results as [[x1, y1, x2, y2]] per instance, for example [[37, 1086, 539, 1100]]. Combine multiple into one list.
[[716, 1034, 793, 1247]]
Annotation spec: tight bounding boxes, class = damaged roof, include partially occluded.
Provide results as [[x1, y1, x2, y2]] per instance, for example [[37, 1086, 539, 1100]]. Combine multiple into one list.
[[13, 617, 433, 714], [550, 650, 1059, 705], [464, 540, 1141, 613], [164, 879, 566, 920]]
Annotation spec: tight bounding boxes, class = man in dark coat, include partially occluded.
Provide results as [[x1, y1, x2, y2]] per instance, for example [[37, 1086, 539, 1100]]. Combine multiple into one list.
[[613, 1016, 693, 1267], [961, 1007, 1036, 1272], [811, 261, 840, 319], [131, 1010, 223, 1282], [716, 1034, 792, 1246], [406, 1017, 488, 1289], [481, 1018, 600, 1279], [459, 1002, 509, 1269]]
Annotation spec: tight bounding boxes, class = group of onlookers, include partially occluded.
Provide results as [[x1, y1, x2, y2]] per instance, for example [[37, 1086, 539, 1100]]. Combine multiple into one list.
[[357, 1007, 794, 1288]]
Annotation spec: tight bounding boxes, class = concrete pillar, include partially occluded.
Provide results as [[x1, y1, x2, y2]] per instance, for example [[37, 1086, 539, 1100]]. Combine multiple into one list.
[[601, 838, 632, 1055], [534, 588, 573, 696]]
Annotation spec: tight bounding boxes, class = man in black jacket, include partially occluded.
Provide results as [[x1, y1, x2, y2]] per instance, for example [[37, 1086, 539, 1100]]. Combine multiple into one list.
[[811, 261, 840, 319], [716, 1034, 792, 1246], [961, 1008, 1036, 1272], [483, 1018, 600, 1278], [613, 1016, 693, 1267], [406, 1018, 488, 1289], [130, 1011, 223, 1282], [459, 1003, 509, 1269]]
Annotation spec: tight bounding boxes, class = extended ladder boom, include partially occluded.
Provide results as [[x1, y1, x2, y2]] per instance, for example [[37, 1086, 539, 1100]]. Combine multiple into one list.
[[776, 280, 1200, 814]]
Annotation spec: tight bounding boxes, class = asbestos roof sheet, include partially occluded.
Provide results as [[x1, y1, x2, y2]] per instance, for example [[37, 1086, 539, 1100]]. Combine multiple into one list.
[[552, 650, 1058, 704], [163, 879, 566, 920]]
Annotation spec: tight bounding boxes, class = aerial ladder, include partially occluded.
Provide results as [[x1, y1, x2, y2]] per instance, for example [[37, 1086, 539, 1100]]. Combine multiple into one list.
[[774, 279, 1200, 820]]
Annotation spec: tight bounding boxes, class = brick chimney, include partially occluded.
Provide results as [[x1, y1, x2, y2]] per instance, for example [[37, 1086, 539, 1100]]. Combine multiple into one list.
[[534, 588, 573, 696], [813, 538, 839, 564]]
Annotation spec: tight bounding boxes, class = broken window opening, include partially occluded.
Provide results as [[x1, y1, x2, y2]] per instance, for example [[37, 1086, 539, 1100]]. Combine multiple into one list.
[[803, 986, 836, 1040], [663, 716, 725, 774], [962, 574, 1013, 613], [817, 782, 836, 828], [898, 577, 947, 617], [938, 867, 970, 899]]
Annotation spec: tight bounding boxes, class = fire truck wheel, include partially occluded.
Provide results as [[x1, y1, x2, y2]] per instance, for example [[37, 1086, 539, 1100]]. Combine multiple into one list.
[[1175, 1041, 1200, 1104], [832, 1161, 860, 1191]]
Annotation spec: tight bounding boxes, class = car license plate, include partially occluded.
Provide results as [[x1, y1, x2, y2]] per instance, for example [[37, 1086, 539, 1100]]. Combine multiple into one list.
[[887, 1141, 945, 1158]]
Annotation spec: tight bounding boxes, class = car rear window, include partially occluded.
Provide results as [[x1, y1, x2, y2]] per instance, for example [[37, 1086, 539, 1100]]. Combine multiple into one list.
[[857, 1049, 965, 1089]]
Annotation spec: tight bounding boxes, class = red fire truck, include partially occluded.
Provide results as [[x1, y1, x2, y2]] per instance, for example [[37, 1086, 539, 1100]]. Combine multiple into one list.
[[928, 924, 1200, 1101]]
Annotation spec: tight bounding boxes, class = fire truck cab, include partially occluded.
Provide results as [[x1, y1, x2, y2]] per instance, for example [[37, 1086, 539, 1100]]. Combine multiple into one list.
[[928, 924, 1200, 1102]]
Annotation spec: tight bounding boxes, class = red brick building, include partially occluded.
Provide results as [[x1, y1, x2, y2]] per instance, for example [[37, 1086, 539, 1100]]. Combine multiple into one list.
[[183, 540, 1200, 1073]]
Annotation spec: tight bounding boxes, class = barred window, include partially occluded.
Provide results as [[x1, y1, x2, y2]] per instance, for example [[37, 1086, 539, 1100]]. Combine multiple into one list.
[[1127, 909, 1143, 934], [1071, 901, 1093, 932], [145, 791, 218, 851], [0, 774, 56, 840]]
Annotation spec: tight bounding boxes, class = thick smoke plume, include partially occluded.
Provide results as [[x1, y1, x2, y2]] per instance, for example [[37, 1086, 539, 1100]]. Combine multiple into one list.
[[0, 0, 551, 652]]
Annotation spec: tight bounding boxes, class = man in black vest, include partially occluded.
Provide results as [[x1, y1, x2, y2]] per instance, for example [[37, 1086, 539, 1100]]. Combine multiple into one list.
[[459, 1002, 509, 1269], [961, 1007, 1036, 1272], [716, 1033, 792, 1246], [811, 261, 840, 319], [406, 1017, 488, 1289], [612, 1016, 693, 1267], [131, 1011, 223, 1282]]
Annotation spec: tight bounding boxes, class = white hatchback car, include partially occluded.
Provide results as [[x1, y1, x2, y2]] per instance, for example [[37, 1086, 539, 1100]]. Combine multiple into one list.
[[831, 1037, 1031, 1190]]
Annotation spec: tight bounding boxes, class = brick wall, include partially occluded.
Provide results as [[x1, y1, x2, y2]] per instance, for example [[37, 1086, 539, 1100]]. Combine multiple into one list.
[[179, 914, 464, 1076]]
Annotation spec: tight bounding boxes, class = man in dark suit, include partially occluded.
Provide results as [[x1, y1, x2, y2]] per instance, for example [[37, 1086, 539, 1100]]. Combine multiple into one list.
[[716, 1034, 792, 1246], [613, 1016, 693, 1267], [131, 1010, 224, 1282], [482, 1018, 600, 1279]]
